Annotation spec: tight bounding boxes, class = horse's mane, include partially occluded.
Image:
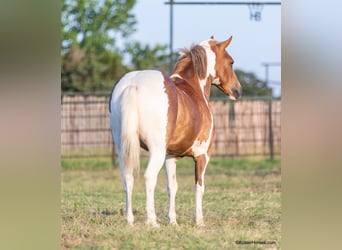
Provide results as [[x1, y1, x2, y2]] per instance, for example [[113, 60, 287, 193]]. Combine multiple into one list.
[[174, 45, 207, 79]]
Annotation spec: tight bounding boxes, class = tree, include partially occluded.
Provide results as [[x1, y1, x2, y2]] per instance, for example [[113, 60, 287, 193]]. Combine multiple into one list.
[[61, 0, 136, 53], [235, 69, 271, 96], [125, 42, 169, 73], [61, 0, 173, 93], [61, 0, 136, 92]]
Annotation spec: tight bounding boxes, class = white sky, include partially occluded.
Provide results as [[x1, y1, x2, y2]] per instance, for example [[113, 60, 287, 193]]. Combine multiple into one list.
[[131, 0, 281, 97]]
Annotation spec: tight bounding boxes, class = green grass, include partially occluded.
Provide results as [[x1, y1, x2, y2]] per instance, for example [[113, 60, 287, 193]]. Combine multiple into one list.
[[61, 156, 281, 249], [61, 157, 113, 171]]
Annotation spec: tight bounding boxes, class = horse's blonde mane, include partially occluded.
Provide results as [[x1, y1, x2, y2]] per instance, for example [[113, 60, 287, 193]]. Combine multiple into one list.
[[175, 45, 207, 79]]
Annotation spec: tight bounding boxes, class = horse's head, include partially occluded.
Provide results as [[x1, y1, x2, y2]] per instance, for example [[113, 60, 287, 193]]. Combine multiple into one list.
[[200, 36, 242, 100]]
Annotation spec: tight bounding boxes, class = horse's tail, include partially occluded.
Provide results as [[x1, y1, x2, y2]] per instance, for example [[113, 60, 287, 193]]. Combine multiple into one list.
[[121, 85, 140, 174]]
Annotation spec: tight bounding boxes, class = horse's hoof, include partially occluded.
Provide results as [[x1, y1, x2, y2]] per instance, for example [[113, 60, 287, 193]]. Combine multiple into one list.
[[145, 220, 160, 228], [126, 217, 134, 226], [169, 220, 178, 226], [195, 220, 205, 227], [127, 222, 134, 227]]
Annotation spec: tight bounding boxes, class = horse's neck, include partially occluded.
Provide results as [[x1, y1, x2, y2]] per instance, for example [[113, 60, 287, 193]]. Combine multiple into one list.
[[171, 68, 211, 101], [200, 75, 212, 101]]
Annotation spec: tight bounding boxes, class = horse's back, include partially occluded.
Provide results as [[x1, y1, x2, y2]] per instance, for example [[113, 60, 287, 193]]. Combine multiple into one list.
[[110, 70, 167, 117], [111, 70, 168, 111], [111, 70, 164, 101]]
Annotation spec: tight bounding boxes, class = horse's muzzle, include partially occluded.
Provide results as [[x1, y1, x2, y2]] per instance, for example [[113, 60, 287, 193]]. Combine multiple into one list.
[[229, 86, 242, 100]]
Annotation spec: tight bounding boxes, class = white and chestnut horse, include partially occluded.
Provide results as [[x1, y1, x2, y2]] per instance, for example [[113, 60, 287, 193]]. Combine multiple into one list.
[[109, 36, 241, 227]]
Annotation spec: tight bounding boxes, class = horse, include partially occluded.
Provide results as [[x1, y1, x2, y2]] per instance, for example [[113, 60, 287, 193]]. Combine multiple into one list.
[[109, 36, 241, 227]]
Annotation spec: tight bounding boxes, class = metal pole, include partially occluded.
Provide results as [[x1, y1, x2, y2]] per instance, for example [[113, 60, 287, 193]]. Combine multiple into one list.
[[164, 2, 281, 5], [169, 0, 174, 73], [264, 63, 274, 161], [264, 63, 269, 90], [268, 96, 274, 161]]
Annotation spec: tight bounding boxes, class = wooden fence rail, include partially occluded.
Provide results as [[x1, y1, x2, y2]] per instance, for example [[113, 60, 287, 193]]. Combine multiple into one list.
[[61, 94, 281, 159]]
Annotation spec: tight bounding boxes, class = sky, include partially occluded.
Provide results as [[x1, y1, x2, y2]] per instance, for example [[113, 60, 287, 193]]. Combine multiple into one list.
[[130, 0, 281, 97]]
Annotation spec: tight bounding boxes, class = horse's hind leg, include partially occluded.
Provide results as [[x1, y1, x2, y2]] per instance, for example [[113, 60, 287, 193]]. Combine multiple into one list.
[[165, 157, 178, 225], [117, 151, 135, 226], [144, 148, 165, 227], [123, 166, 134, 226]]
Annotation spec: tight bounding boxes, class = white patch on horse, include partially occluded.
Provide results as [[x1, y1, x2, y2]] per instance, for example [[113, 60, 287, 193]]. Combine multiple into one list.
[[110, 70, 170, 227], [170, 73, 183, 79], [189, 39, 216, 158], [212, 77, 220, 85], [192, 139, 210, 157], [199, 39, 216, 83]]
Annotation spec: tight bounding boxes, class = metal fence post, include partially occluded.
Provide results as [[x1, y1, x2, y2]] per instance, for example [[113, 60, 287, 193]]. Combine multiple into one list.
[[268, 98, 274, 161]]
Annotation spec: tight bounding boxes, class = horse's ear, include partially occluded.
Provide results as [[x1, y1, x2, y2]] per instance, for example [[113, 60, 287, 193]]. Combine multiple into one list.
[[220, 36, 233, 49], [178, 49, 187, 57]]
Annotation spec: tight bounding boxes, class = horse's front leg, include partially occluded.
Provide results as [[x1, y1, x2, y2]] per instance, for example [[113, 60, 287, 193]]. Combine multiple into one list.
[[194, 153, 209, 226], [165, 156, 178, 225]]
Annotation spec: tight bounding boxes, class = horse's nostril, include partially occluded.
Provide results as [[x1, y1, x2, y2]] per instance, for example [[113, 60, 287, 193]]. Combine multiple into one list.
[[232, 87, 241, 99]]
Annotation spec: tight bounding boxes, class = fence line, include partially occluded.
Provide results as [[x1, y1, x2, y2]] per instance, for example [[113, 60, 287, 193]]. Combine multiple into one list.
[[61, 94, 281, 160]]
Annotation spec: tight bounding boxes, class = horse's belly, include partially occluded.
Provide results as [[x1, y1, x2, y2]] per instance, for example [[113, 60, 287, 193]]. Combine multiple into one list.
[[166, 129, 198, 156], [166, 122, 213, 157]]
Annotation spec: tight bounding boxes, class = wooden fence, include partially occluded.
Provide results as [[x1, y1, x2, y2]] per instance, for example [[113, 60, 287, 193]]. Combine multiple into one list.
[[61, 94, 281, 159]]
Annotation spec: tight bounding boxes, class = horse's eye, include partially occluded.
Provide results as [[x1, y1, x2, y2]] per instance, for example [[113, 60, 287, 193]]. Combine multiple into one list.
[[231, 61, 234, 65]]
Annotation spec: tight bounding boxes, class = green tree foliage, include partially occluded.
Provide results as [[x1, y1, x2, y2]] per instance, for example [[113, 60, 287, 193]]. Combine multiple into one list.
[[61, 0, 170, 92], [61, 0, 137, 92], [235, 69, 270, 96], [125, 42, 169, 72]]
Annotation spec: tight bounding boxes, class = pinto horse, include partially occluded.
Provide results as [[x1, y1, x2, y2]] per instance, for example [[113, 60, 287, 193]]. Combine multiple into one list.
[[109, 36, 241, 227]]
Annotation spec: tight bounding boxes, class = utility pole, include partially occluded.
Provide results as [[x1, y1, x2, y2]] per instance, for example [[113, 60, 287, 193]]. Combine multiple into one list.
[[169, 0, 174, 73]]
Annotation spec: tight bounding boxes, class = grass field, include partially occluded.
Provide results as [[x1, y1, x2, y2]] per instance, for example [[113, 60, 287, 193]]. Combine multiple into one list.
[[61, 156, 281, 249]]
